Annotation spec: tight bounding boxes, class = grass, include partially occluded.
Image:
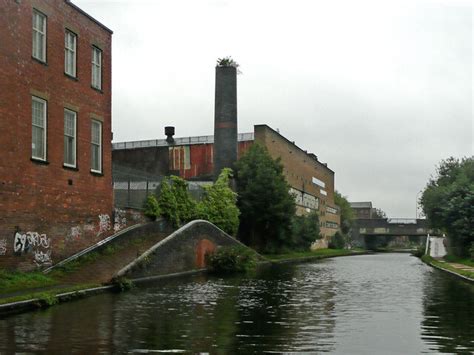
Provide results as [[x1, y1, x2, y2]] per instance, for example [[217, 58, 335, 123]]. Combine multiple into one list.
[[0, 283, 102, 306], [442, 255, 474, 268], [0, 269, 58, 295], [421, 255, 474, 280], [264, 248, 364, 262]]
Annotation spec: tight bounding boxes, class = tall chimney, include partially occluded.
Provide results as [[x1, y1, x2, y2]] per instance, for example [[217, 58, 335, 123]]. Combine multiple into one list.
[[213, 65, 237, 179]]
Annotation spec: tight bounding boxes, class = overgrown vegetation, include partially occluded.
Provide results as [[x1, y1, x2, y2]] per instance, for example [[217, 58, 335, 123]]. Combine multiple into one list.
[[144, 194, 160, 220], [216, 56, 240, 70], [113, 276, 134, 292], [420, 157, 474, 257], [206, 246, 257, 274], [197, 168, 240, 235], [334, 191, 354, 247], [235, 144, 296, 253], [157, 176, 197, 227], [0, 269, 57, 294]]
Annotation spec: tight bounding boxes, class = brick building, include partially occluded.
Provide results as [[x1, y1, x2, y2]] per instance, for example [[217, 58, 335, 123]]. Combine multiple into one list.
[[113, 124, 340, 242], [0, 0, 114, 270]]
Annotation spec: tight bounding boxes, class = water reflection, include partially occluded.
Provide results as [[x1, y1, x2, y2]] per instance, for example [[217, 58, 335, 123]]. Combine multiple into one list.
[[421, 271, 474, 353], [0, 254, 473, 353]]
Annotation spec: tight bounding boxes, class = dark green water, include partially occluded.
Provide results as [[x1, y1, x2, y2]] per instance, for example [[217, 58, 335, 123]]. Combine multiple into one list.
[[1, 253, 473, 354]]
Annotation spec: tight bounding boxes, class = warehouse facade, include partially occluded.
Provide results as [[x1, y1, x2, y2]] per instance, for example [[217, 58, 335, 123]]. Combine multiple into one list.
[[113, 124, 340, 242], [0, 0, 114, 270]]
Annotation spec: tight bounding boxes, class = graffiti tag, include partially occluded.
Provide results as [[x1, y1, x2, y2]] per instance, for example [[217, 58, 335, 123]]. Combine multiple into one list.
[[14, 232, 51, 253], [34, 250, 52, 266], [98, 214, 111, 235], [0, 239, 6, 255]]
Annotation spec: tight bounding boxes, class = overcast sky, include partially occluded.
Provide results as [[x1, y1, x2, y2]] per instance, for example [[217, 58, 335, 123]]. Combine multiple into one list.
[[75, 0, 472, 218]]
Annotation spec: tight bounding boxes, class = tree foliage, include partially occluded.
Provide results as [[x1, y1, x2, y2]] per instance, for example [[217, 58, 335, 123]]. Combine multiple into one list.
[[291, 211, 321, 251], [334, 191, 354, 236], [372, 208, 387, 219], [197, 168, 240, 236], [235, 144, 296, 253], [143, 194, 160, 221], [420, 157, 474, 257], [157, 176, 197, 227]]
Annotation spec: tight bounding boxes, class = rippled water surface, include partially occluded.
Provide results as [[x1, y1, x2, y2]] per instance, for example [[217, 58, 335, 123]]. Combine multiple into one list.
[[1, 253, 473, 354]]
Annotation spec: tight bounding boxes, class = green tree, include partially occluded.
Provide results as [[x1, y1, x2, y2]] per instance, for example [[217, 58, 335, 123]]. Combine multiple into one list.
[[143, 194, 160, 220], [420, 157, 474, 257], [372, 208, 387, 219], [334, 191, 354, 236], [235, 144, 296, 252], [157, 176, 197, 227], [197, 168, 240, 236], [291, 211, 321, 251]]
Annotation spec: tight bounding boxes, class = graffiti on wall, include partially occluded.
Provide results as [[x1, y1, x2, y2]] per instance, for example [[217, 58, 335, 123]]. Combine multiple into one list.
[[98, 214, 111, 235], [34, 250, 52, 266], [0, 239, 6, 255], [65, 226, 82, 241], [114, 209, 127, 232], [13, 231, 52, 267], [14, 232, 51, 253]]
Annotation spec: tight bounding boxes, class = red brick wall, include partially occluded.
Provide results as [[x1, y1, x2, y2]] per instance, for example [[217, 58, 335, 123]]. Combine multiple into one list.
[[0, 0, 113, 270]]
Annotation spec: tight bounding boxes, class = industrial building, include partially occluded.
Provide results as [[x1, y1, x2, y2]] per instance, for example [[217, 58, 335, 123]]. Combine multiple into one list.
[[0, 0, 113, 270], [113, 124, 341, 241]]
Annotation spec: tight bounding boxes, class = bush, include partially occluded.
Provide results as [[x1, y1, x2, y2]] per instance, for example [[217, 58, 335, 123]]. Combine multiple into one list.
[[329, 231, 345, 249], [206, 246, 257, 274], [197, 168, 240, 236], [143, 194, 160, 220], [470, 242, 474, 261]]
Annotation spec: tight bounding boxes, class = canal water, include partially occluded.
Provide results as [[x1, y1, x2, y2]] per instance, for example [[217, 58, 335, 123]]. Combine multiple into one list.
[[1, 253, 473, 354]]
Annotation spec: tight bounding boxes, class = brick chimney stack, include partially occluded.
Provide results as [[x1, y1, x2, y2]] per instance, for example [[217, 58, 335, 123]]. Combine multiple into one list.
[[213, 65, 238, 179]]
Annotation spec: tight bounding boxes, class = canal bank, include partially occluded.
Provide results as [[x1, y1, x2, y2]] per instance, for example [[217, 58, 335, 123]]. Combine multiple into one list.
[[421, 255, 474, 284], [1, 253, 473, 353], [0, 248, 366, 317]]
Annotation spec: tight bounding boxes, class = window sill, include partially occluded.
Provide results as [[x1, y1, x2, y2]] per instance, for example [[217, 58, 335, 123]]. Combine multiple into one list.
[[31, 157, 49, 165], [32, 57, 47, 66], [91, 86, 103, 94], [90, 170, 103, 177], [64, 73, 78, 81], [63, 164, 78, 171]]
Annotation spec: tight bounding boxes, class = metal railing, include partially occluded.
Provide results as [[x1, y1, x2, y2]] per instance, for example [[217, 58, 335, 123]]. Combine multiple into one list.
[[112, 132, 254, 150]]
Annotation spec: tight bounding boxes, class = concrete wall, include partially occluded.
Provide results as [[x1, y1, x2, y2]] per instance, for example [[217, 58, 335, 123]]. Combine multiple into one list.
[[116, 220, 251, 279], [112, 146, 170, 179], [0, 0, 113, 271]]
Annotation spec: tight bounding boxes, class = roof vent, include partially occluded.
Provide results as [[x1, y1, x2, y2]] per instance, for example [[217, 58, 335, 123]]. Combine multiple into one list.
[[165, 126, 175, 144]]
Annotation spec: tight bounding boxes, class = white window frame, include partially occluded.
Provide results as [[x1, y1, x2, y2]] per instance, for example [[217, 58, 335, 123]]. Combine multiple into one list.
[[31, 96, 47, 161], [64, 109, 77, 168], [91, 46, 102, 90], [64, 30, 77, 77], [32, 10, 47, 62], [91, 120, 102, 173]]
